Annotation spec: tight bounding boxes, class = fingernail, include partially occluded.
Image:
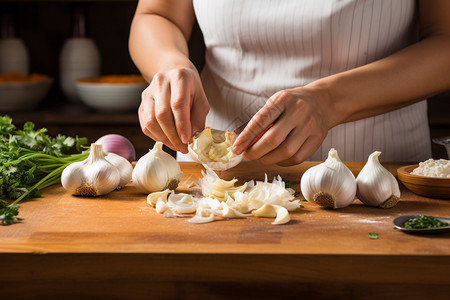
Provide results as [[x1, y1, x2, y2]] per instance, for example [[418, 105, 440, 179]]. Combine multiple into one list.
[[180, 134, 188, 144], [233, 145, 242, 155]]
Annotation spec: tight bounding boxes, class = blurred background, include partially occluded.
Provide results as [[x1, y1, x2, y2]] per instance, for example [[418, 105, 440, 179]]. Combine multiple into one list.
[[0, 0, 448, 160]]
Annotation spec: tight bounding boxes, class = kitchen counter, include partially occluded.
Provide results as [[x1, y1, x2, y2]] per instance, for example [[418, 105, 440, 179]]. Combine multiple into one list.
[[1, 161, 449, 299]]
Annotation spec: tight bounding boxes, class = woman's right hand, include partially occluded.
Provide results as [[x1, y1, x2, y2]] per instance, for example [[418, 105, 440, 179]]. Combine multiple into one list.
[[138, 66, 209, 154]]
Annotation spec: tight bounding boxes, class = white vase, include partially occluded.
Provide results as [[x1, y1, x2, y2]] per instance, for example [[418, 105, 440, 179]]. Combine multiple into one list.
[[0, 37, 29, 74], [59, 37, 100, 102]]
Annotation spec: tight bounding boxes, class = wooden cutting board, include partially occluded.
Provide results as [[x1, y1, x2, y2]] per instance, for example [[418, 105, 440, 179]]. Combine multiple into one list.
[[1, 161, 449, 255]]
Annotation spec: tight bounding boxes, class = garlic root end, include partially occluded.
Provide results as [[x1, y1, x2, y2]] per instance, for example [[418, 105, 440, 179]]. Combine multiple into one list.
[[166, 179, 180, 191], [313, 192, 336, 209], [379, 195, 400, 209]]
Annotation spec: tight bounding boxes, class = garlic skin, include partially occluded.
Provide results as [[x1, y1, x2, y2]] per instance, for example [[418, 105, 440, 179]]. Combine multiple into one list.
[[132, 142, 182, 193], [300, 148, 356, 209], [188, 127, 244, 170], [61, 143, 121, 196], [104, 152, 133, 188], [356, 151, 401, 208], [199, 166, 247, 201]]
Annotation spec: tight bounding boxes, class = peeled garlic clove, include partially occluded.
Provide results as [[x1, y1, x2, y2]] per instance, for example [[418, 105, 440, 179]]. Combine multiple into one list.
[[104, 152, 133, 189], [300, 148, 356, 209], [61, 143, 121, 196], [356, 151, 401, 208], [272, 205, 290, 225], [147, 189, 171, 207], [167, 193, 196, 214], [253, 203, 291, 225], [132, 141, 182, 193], [188, 127, 244, 170], [253, 203, 277, 218]]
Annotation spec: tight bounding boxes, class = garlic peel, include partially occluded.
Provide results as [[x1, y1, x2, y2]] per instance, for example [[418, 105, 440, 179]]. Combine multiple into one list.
[[356, 151, 401, 208], [188, 127, 244, 170], [199, 166, 247, 201], [167, 193, 196, 214]]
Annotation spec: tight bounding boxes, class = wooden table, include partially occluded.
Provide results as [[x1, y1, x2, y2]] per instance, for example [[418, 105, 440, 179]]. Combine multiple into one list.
[[1, 161, 449, 299]]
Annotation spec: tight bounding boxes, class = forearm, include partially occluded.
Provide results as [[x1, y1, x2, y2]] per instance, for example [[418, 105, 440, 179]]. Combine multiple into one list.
[[310, 34, 450, 128], [129, 8, 195, 81]]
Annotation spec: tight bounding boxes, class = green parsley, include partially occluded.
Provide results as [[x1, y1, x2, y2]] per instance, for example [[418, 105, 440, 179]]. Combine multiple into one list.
[[403, 215, 449, 229], [0, 115, 89, 225], [368, 232, 379, 239]]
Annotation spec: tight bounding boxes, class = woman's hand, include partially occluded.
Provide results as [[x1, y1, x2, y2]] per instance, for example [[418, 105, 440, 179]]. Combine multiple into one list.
[[139, 66, 209, 154], [232, 87, 332, 166]]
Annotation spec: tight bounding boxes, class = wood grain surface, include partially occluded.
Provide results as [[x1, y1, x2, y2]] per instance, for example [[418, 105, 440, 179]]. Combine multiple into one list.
[[1, 161, 449, 299]]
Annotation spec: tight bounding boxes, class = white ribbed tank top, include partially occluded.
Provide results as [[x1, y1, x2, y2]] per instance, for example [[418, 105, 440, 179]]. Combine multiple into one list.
[[192, 0, 432, 162]]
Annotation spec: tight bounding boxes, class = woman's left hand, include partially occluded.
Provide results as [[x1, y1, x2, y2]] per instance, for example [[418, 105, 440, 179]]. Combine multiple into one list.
[[232, 86, 332, 166]]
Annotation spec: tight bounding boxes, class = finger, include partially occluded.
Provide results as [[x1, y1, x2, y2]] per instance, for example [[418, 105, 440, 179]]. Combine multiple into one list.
[[233, 96, 283, 154], [277, 135, 323, 167], [256, 127, 305, 165], [190, 92, 209, 136], [170, 72, 192, 145], [243, 121, 290, 161], [153, 76, 187, 153], [140, 97, 177, 151]]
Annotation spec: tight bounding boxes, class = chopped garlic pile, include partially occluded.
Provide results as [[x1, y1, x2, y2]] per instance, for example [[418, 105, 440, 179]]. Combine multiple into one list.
[[146, 168, 301, 225], [411, 159, 450, 178]]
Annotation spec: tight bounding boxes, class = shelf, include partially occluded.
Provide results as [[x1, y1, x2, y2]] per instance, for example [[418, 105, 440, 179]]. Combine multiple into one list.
[[6, 102, 138, 126]]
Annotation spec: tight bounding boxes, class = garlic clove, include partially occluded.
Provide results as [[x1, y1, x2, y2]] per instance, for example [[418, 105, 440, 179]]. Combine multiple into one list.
[[188, 127, 244, 170], [300, 148, 356, 209], [147, 189, 171, 207], [253, 203, 277, 218], [132, 141, 182, 193], [104, 152, 133, 189], [272, 205, 290, 225], [356, 151, 401, 208], [61, 143, 121, 196]]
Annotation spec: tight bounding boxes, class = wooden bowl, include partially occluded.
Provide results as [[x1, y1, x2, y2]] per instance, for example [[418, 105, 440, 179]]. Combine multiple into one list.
[[397, 165, 450, 199]]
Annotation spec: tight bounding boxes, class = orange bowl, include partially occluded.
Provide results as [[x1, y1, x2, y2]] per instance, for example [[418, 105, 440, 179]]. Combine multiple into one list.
[[397, 165, 450, 199]]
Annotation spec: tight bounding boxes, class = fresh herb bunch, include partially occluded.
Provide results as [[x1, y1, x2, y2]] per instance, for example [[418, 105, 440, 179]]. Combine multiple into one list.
[[0, 115, 89, 225], [404, 215, 449, 229]]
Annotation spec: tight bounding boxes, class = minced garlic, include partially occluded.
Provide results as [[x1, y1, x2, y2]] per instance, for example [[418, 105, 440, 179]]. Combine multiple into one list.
[[411, 159, 450, 178]]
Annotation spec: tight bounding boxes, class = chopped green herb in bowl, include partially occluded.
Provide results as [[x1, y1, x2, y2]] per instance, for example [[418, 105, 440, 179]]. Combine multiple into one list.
[[403, 215, 449, 229]]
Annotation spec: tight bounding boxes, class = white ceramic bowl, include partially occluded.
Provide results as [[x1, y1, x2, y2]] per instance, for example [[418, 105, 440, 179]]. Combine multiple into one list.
[[0, 76, 53, 111], [76, 76, 147, 112]]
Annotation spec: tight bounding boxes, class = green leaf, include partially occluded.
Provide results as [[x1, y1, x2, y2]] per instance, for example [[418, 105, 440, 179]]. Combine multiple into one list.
[[0, 114, 90, 224]]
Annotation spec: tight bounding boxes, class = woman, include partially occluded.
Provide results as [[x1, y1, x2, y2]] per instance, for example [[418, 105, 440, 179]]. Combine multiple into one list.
[[129, 0, 450, 165]]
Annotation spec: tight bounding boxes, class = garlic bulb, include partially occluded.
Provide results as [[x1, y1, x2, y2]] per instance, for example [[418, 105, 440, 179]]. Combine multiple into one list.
[[188, 127, 244, 170], [132, 141, 182, 193], [300, 148, 356, 209], [356, 151, 401, 208], [61, 143, 121, 196], [104, 152, 133, 189]]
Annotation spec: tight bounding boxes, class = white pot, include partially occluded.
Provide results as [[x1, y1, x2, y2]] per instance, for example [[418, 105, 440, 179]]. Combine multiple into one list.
[[0, 38, 29, 74], [59, 37, 101, 102]]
